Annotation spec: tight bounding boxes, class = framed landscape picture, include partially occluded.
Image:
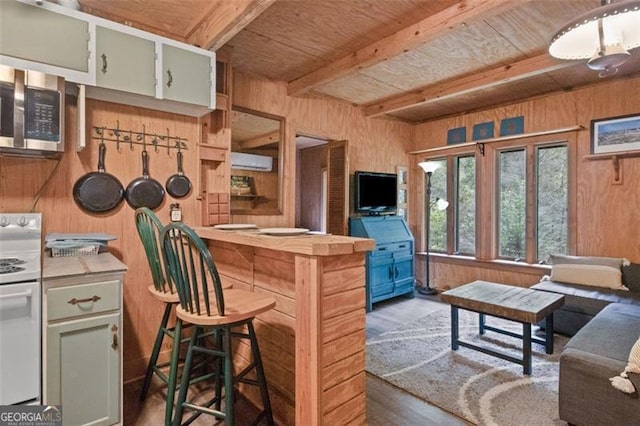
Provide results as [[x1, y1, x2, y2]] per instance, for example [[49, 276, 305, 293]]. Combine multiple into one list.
[[591, 114, 640, 154]]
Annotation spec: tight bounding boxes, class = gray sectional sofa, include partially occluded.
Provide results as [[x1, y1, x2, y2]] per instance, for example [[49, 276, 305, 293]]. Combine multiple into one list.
[[558, 303, 640, 426], [529, 263, 640, 426]]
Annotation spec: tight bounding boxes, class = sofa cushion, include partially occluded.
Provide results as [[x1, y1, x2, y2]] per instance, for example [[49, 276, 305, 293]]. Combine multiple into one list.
[[565, 303, 640, 362], [550, 263, 626, 290], [549, 254, 625, 269], [532, 280, 640, 317]]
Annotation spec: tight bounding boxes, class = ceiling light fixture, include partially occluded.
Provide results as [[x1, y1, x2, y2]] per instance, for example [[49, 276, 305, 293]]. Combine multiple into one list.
[[549, 0, 640, 77]]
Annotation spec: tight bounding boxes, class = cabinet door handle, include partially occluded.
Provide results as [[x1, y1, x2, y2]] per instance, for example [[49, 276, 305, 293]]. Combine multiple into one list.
[[67, 295, 101, 305], [101, 53, 108, 74], [111, 324, 119, 350], [166, 69, 173, 87], [388, 266, 393, 280]]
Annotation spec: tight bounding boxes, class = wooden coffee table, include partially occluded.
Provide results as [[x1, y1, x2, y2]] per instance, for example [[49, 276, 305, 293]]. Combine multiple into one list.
[[440, 280, 565, 375]]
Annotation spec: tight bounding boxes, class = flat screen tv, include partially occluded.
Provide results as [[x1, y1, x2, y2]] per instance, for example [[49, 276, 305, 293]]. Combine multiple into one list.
[[354, 171, 397, 214]]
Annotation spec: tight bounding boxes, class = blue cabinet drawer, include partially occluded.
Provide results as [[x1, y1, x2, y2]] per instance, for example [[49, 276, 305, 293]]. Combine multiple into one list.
[[372, 242, 412, 256]]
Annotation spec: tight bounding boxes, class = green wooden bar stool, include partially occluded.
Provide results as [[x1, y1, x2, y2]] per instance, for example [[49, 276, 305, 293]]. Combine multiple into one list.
[[135, 207, 180, 404], [135, 208, 229, 425], [161, 222, 275, 426]]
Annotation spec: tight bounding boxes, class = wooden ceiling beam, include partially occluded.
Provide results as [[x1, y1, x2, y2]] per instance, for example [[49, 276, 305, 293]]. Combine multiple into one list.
[[287, 0, 522, 96], [186, 0, 276, 51], [363, 54, 575, 117], [240, 131, 280, 149]]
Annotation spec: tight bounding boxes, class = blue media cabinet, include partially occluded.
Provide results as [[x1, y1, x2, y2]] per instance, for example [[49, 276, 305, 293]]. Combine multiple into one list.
[[349, 215, 415, 311]]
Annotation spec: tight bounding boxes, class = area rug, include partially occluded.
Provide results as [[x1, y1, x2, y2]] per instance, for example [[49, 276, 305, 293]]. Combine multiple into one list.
[[366, 307, 570, 426]]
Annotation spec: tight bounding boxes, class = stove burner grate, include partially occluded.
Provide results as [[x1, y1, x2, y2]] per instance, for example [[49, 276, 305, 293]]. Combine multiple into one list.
[[0, 265, 25, 274], [0, 258, 26, 266]]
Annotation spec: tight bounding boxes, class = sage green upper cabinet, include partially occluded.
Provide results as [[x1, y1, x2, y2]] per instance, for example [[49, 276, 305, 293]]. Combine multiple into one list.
[[0, 1, 89, 74], [162, 44, 213, 108], [95, 26, 156, 97]]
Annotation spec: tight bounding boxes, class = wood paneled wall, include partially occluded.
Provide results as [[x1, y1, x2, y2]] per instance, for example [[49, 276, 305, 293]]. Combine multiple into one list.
[[0, 73, 413, 384], [231, 70, 415, 227], [4, 70, 637, 387], [0, 97, 202, 383], [411, 75, 640, 289]]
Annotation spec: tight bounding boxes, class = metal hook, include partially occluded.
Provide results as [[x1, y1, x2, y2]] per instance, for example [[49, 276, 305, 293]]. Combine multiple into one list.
[[152, 135, 159, 153], [114, 120, 121, 151]]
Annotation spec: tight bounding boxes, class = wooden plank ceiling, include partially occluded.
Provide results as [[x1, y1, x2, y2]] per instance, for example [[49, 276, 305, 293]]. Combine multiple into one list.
[[77, 0, 640, 123]]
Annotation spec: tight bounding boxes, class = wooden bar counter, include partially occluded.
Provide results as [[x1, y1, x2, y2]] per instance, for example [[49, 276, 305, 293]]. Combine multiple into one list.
[[194, 227, 375, 425]]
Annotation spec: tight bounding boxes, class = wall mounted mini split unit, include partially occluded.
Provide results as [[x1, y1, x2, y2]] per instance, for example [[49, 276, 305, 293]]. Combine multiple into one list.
[[230, 152, 273, 172]]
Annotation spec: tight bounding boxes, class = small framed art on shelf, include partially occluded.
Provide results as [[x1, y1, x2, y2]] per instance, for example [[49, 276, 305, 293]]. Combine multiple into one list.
[[472, 121, 494, 140], [591, 114, 640, 154]]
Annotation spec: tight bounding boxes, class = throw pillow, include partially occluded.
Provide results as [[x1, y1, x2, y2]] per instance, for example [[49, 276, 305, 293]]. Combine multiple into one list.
[[622, 263, 640, 292], [548, 254, 625, 269], [610, 336, 640, 394], [550, 263, 628, 290]]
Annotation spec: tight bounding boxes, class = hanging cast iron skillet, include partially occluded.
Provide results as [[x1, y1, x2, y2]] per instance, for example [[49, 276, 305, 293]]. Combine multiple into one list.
[[165, 150, 192, 198], [125, 148, 165, 210], [73, 142, 125, 213]]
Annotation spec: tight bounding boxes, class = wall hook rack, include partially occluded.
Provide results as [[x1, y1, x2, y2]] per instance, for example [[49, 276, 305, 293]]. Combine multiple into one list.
[[92, 122, 188, 154]]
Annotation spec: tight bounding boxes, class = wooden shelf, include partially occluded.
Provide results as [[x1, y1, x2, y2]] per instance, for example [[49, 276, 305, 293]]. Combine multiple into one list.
[[409, 125, 584, 155], [583, 150, 640, 185], [231, 193, 266, 208], [583, 149, 640, 161]]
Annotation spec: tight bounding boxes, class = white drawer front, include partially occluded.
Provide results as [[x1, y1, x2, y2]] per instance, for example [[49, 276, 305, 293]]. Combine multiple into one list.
[[47, 280, 120, 321]]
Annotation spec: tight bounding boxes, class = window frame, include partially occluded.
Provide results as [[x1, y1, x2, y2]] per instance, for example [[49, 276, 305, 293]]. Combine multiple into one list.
[[492, 136, 576, 264], [495, 147, 527, 261], [453, 154, 476, 256], [419, 131, 577, 266]]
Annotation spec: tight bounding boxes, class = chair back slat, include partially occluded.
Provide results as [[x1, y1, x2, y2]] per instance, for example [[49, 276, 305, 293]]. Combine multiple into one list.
[[135, 208, 174, 294], [162, 223, 225, 317]]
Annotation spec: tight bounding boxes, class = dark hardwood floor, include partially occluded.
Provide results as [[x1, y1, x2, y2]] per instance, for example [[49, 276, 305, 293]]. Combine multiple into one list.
[[123, 291, 471, 425]]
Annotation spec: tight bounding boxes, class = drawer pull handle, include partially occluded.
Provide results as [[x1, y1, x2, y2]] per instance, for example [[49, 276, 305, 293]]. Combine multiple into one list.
[[111, 324, 118, 350], [399, 245, 406, 248], [68, 295, 101, 305], [378, 247, 387, 251]]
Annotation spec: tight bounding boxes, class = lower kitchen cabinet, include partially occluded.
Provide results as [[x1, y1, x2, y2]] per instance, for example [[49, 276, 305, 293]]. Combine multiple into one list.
[[47, 312, 120, 425], [43, 253, 127, 426]]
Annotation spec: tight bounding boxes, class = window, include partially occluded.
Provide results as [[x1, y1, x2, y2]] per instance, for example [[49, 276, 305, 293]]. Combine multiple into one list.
[[455, 155, 476, 255], [428, 159, 447, 252], [498, 149, 526, 259], [421, 135, 572, 265], [497, 144, 569, 262], [536, 145, 568, 261]]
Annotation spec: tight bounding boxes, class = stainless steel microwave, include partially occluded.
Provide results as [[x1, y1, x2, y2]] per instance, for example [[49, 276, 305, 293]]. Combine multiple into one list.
[[0, 65, 65, 158]]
